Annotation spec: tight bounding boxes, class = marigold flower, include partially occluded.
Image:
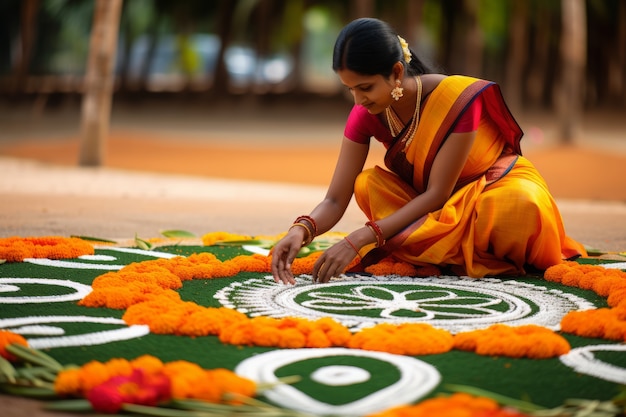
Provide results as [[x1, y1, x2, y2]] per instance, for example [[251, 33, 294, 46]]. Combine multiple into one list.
[[0, 330, 28, 361], [54, 368, 83, 396], [201, 232, 252, 246], [86, 369, 171, 413]]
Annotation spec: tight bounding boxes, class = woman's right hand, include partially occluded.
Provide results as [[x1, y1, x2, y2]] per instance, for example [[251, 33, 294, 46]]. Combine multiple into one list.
[[270, 228, 306, 285]]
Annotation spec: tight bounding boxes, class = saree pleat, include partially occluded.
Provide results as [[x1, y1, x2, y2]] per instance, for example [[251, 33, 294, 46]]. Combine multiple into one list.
[[354, 76, 586, 277]]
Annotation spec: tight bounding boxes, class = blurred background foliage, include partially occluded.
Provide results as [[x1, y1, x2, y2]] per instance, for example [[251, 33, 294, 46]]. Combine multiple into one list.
[[1, 0, 625, 112]]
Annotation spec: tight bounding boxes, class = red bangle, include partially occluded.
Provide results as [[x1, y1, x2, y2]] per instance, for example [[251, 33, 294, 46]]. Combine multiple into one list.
[[344, 236, 361, 258], [295, 215, 318, 236], [365, 221, 385, 248]]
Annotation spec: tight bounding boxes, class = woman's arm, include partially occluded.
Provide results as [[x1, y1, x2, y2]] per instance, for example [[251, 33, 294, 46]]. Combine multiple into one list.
[[271, 137, 369, 284], [312, 130, 476, 283]]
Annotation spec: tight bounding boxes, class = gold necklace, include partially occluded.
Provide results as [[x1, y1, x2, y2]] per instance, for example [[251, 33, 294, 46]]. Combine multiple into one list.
[[385, 76, 422, 148]]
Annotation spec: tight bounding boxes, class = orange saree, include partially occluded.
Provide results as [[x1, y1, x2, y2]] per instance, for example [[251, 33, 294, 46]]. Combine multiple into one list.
[[355, 76, 586, 277]]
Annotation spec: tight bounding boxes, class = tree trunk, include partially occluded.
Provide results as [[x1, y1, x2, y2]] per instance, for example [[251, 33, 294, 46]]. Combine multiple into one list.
[[463, 0, 483, 77], [352, 0, 374, 18], [558, 0, 587, 144], [12, 0, 39, 95], [79, 0, 123, 167], [405, 0, 424, 45], [504, 1, 528, 113], [211, 0, 238, 96], [619, 0, 626, 106]]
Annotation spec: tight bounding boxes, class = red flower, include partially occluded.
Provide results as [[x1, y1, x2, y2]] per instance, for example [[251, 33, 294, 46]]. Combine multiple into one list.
[[86, 369, 171, 413]]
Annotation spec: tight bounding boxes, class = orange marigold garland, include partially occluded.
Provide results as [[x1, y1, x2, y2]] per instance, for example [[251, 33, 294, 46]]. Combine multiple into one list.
[[0, 236, 94, 262], [218, 316, 352, 349], [544, 261, 626, 341], [453, 324, 570, 359], [348, 323, 454, 355]]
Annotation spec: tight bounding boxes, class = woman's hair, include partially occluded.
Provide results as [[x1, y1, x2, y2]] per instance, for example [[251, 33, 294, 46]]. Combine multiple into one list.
[[332, 18, 434, 77]]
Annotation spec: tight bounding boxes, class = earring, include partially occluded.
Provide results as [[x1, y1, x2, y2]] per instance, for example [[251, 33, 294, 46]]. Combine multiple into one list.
[[391, 79, 403, 101]]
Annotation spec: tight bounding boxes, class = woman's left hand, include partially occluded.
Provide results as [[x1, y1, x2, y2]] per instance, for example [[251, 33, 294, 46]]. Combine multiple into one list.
[[312, 239, 359, 283]]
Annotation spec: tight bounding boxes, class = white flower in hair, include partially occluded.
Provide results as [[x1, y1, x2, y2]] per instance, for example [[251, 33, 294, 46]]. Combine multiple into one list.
[[397, 36, 412, 64]]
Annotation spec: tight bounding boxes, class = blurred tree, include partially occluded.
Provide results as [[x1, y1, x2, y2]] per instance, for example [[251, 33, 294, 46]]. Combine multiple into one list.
[[504, 0, 528, 112], [352, 0, 374, 18], [79, 0, 123, 167], [525, 1, 558, 108], [12, 0, 39, 94], [558, 0, 586, 143], [212, 0, 239, 96], [1, 0, 625, 113], [621, 1, 626, 107]]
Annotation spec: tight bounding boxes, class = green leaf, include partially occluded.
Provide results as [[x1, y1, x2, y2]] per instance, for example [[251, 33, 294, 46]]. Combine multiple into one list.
[[0, 384, 58, 399], [160, 230, 197, 238], [135, 234, 153, 251], [122, 403, 200, 417], [71, 235, 118, 244], [584, 246, 606, 256], [45, 399, 93, 412], [0, 355, 17, 383], [5, 344, 63, 372]]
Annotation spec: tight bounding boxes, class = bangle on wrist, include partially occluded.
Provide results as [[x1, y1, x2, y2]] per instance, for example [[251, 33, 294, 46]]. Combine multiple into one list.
[[344, 236, 361, 258], [289, 222, 312, 246], [365, 221, 385, 248], [295, 215, 318, 237]]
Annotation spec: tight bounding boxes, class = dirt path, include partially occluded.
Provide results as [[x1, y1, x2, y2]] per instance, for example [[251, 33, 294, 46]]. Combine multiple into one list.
[[2, 130, 625, 201]]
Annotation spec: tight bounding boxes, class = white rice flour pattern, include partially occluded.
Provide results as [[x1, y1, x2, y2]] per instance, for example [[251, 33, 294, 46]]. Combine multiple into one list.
[[0, 247, 173, 348], [214, 274, 595, 333]]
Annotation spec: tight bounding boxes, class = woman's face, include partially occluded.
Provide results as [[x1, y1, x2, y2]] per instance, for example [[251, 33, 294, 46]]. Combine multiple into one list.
[[337, 68, 395, 114]]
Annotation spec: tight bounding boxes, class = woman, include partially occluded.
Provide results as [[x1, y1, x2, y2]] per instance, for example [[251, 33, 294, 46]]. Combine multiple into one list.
[[271, 18, 585, 284]]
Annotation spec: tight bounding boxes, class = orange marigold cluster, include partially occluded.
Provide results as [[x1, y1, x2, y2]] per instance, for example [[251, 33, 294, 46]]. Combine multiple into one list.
[[54, 354, 256, 403], [0, 236, 94, 262], [349, 323, 454, 355], [453, 324, 570, 358], [544, 261, 626, 305], [364, 257, 441, 277], [123, 296, 248, 337], [80, 253, 271, 309], [218, 316, 352, 349], [366, 392, 531, 417], [560, 306, 626, 341], [0, 330, 29, 361], [544, 261, 626, 341]]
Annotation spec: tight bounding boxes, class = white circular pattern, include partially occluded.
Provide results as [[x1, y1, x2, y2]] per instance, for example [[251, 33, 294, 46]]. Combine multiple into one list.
[[560, 344, 626, 384], [0, 316, 150, 349], [78, 254, 117, 261], [310, 365, 371, 386], [25, 247, 178, 271], [0, 278, 92, 303], [215, 275, 595, 333], [235, 348, 440, 416]]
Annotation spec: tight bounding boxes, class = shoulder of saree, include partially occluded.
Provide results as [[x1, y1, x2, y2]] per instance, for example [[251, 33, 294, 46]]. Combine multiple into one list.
[[385, 75, 523, 193]]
